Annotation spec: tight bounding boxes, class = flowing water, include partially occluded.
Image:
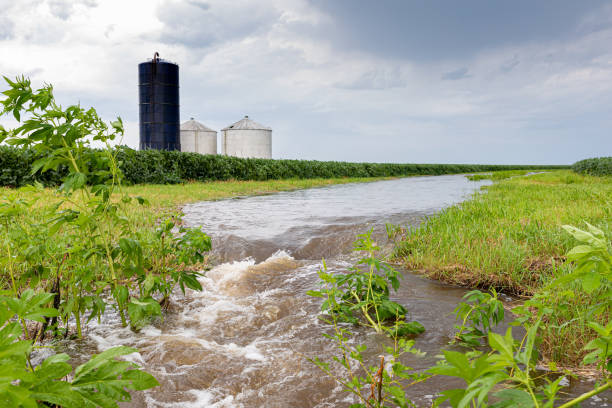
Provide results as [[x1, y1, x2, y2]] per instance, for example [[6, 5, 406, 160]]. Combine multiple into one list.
[[57, 175, 609, 407]]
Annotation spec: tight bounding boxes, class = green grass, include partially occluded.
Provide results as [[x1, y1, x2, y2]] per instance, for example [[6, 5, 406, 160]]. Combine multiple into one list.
[[0, 177, 390, 286], [391, 170, 612, 366], [393, 170, 611, 293], [465, 169, 542, 181], [122, 177, 390, 208]]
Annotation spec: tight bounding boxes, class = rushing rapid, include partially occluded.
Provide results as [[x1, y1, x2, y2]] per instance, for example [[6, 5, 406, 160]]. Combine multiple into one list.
[[56, 175, 609, 407]]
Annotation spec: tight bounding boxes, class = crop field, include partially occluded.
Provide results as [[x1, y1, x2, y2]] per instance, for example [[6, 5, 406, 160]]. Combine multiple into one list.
[[0, 144, 568, 187]]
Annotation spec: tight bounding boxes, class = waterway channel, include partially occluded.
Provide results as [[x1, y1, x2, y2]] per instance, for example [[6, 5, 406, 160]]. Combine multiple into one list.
[[62, 175, 609, 407]]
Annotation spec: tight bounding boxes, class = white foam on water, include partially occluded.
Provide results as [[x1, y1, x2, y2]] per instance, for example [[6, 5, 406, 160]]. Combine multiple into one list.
[[183, 390, 238, 408], [141, 325, 162, 337], [225, 342, 266, 361], [180, 298, 252, 326], [203, 258, 256, 291], [143, 389, 239, 408], [266, 249, 294, 260]]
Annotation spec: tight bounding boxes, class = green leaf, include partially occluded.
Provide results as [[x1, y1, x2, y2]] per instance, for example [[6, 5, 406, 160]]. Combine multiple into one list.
[[127, 297, 161, 331], [581, 272, 601, 294], [30, 381, 84, 408], [60, 172, 87, 193], [491, 389, 535, 407], [488, 329, 515, 362], [121, 369, 159, 391], [72, 346, 138, 383]]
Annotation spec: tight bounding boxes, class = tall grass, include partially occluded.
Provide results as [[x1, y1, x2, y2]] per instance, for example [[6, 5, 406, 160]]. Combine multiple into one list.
[[392, 170, 612, 366], [394, 171, 611, 294]]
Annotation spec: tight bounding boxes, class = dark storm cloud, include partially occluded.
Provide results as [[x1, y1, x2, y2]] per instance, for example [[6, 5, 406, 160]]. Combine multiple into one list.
[[308, 0, 610, 61], [500, 56, 520, 73], [155, 1, 280, 48], [336, 67, 407, 89], [441, 67, 470, 80], [186, 0, 210, 11]]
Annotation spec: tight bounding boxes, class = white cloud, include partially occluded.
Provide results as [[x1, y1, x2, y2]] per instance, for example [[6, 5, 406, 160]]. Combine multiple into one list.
[[0, 0, 610, 163]]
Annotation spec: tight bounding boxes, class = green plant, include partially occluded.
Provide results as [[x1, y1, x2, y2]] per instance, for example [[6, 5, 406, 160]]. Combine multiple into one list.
[[452, 289, 505, 347], [432, 318, 565, 408], [142, 220, 211, 306], [308, 230, 423, 335], [549, 223, 611, 295], [0, 143, 569, 188], [0, 74, 217, 405], [0, 76, 211, 336], [307, 232, 429, 407], [0, 290, 158, 407], [431, 223, 611, 407], [310, 321, 429, 408], [573, 157, 612, 177], [466, 170, 536, 182]]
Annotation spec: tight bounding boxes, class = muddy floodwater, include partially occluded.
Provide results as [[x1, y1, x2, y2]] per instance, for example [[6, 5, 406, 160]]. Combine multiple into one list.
[[59, 175, 610, 407]]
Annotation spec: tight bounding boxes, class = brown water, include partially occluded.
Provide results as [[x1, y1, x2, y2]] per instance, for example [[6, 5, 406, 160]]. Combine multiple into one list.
[[52, 175, 609, 407]]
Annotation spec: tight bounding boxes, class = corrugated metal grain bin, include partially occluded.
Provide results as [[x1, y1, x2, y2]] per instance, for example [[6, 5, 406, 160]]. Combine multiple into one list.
[[222, 115, 272, 159], [180, 118, 217, 155]]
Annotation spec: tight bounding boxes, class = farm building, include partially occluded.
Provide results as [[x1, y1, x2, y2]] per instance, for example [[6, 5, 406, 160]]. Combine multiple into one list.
[[180, 118, 217, 155], [222, 116, 272, 159]]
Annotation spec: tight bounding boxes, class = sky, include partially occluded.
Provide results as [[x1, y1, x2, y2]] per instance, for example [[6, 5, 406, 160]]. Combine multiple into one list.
[[0, 0, 611, 164]]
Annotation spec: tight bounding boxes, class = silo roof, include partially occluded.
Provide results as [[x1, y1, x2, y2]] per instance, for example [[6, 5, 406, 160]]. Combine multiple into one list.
[[181, 118, 216, 132], [222, 115, 271, 131]]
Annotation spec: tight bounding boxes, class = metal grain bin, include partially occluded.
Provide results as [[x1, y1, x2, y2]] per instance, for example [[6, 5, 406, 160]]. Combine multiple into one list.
[[138, 53, 180, 150], [180, 118, 217, 155], [222, 115, 272, 159]]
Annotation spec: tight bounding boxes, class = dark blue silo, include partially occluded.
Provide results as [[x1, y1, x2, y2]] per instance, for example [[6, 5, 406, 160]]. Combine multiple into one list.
[[138, 53, 180, 150]]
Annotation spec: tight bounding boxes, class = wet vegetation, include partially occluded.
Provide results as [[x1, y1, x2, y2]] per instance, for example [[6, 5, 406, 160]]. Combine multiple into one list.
[[0, 76, 211, 405], [310, 223, 611, 407], [307, 230, 424, 336], [392, 170, 611, 367]]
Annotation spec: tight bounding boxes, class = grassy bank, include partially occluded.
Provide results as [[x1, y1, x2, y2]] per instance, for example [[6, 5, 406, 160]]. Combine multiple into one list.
[[123, 177, 390, 208], [0, 177, 388, 286], [392, 170, 611, 365]]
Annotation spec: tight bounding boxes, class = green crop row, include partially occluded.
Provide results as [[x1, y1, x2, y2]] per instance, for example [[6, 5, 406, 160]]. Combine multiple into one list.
[[573, 156, 612, 177], [0, 144, 569, 187]]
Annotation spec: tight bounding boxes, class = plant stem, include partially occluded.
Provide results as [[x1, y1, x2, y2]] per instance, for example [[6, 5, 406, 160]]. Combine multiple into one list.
[[5, 243, 18, 297], [74, 310, 82, 339], [352, 291, 381, 333], [557, 380, 611, 408]]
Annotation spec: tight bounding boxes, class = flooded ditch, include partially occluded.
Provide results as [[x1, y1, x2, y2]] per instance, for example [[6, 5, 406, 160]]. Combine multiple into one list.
[[55, 175, 610, 407]]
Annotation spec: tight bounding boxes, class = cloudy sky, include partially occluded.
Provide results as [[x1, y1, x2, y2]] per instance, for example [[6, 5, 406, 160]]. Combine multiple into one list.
[[1, 0, 611, 164]]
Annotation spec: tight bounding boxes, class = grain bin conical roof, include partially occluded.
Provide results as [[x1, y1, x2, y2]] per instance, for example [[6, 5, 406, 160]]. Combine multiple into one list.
[[181, 118, 215, 132], [222, 115, 271, 131]]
